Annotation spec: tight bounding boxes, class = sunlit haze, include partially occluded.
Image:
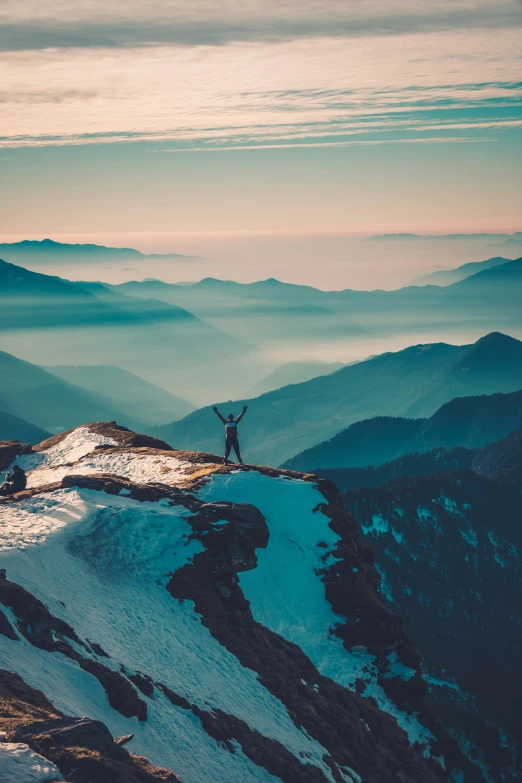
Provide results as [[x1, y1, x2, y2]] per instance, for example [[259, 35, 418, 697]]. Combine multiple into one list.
[[1, 0, 521, 288]]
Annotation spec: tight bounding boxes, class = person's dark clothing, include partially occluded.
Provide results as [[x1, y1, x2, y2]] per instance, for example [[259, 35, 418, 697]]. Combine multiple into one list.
[[225, 436, 242, 464], [213, 406, 247, 464], [0, 466, 27, 496]]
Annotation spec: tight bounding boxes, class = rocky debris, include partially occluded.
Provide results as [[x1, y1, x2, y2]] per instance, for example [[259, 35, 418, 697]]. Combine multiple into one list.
[[128, 673, 154, 697], [0, 575, 86, 654], [158, 682, 331, 783], [12, 717, 119, 756], [78, 660, 147, 722], [115, 734, 134, 746], [0, 671, 184, 783], [0, 440, 31, 471], [0, 575, 147, 722]]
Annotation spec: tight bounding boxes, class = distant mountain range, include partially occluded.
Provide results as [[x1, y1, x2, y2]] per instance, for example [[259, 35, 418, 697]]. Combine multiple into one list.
[[0, 258, 250, 401], [2, 254, 522, 406], [0, 351, 195, 438], [43, 364, 195, 425], [413, 256, 511, 286], [0, 351, 146, 434], [0, 410, 50, 444], [110, 277, 369, 347], [284, 387, 522, 471], [247, 360, 346, 397], [157, 332, 522, 466], [366, 232, 522, 242], [314, 446, 476, 491], [110, 257, 522, 346], [341, 424, 522, 781], [0, 238, 199, 266]]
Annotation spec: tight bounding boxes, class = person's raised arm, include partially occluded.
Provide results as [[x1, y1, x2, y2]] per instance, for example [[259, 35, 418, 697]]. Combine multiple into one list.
[[235, 405, 248, 423], [213, 406, 226, 424]]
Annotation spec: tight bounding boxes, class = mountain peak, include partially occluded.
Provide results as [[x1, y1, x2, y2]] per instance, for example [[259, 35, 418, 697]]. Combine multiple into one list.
[[472, 332, 522, 352]]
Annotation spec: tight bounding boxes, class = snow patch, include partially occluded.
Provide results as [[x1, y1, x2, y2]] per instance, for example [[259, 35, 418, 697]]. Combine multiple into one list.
[[487, 531, 507, 567], [383, 652, 416, 682], [361, 513, 389, 537], [0, 743, 64, 782], [2, 427, 116, 479], [424, 673, 463, 695], [459, 526, 478, 548], [198, 472, 435, 752]]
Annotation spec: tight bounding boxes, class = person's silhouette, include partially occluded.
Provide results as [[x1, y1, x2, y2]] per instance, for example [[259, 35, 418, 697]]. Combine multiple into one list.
[[213, 405, 248, 464]]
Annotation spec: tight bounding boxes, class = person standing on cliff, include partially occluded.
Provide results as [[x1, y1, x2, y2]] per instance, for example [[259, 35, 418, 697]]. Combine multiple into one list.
[[213, 405, 248, 465]]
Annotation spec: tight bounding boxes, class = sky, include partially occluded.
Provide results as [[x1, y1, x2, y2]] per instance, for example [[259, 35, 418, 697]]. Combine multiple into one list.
[[1, 0, 522, 288]]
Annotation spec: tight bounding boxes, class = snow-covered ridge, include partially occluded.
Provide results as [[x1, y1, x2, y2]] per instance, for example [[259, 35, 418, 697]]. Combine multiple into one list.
[[0, 423, 464, 783], [1, 426, 194, 490]]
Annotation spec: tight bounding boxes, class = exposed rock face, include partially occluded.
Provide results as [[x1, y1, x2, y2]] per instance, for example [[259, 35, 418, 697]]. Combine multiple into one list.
[[0, 440, 31, 471], [0, 422, 482, 783], [0, 671, 182, 782], [343, 467, 522, 783]]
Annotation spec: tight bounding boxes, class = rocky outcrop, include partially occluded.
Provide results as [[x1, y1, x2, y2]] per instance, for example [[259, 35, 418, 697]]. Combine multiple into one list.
[[0, 671, 183, 782], [0, 422, 486, 783], [0, 575, 148, 722], [34, 421, 174, 453], [0, 440, 31, 471], [168, 474, 467, 783]]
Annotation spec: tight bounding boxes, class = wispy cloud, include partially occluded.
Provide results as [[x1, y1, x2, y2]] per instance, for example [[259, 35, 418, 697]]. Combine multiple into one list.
[[160, 137, 490, 152], [1, 30, 520, 150], [1, 0, 521, 51]]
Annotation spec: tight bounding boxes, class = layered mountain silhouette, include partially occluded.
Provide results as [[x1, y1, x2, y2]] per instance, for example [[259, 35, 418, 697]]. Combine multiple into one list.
[[0, 259, 248, 400], [412, 256, 511, 286], [44, 364, 195, 424], [111, 277, 369, 347], [109, 257, 522, 351], [0, 409, 50, 444], [0, 238, 198, 266], [160, 333, 522, 466], [284, 387, 522, 471], [247, 360, 346, 397], [313, 447, 476, 490], [0, 351, 147, 434], [341, 424, 522, 782], [0, 351, 199, 438]]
